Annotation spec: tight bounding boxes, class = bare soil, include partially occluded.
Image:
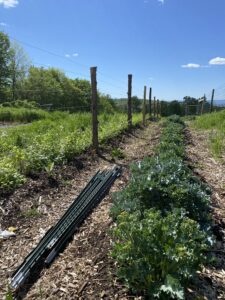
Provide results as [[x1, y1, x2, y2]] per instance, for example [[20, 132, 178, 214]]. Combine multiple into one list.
[[185, 127, 225, 300], [0, 122, 160, 300]]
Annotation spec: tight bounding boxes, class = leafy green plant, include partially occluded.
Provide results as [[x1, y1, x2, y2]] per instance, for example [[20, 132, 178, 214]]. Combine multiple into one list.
[[112, 209, 210, 299], [167, 115, 185, 126], [111, 148, 125, 159], [111, 154, 210, 224], [0, 112, 142, 192], [0, 158, 26, 193], [21, 208, 42, 218]]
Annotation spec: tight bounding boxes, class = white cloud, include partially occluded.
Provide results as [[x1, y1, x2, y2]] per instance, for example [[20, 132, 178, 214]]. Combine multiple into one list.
[[65, 54, 70, 58], [0, 22, 8, 26], [72, 53, 79, 57], [181, 63, 201, 69], [158, 0, 164, 4], [0, 0, 19, 8], [209, 57, 225, 65]]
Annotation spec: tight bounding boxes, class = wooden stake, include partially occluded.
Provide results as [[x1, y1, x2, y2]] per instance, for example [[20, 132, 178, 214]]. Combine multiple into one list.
[[154, 97, 156, 118], [201, 94, 206, 115], [210, 89, 215, 113], [157, 99, 159, 118], [90, 67, 98, 152], [127, 74, 132, 129], [149, 87, 152, 119], [143, 86, 146, 126]]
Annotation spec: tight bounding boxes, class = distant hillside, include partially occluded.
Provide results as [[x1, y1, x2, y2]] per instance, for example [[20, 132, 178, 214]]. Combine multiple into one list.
[[214, 100, 225, 106]]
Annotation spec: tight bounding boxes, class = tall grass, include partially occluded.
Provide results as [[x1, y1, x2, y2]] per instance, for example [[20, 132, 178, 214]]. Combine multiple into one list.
[[0, 112, 142, 192], [192, 110, 225, 158], [0, 107, 68, 123]]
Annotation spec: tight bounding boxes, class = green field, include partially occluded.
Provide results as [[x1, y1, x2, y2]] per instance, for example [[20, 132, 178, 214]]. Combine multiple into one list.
[[192, 110, 225, 158], [0, 111, 142, 192]]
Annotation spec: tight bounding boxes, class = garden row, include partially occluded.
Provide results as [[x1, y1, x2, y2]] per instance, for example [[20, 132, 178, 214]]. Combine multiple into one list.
[[0, 112, 142, 193], [111, 115, 213, 299]]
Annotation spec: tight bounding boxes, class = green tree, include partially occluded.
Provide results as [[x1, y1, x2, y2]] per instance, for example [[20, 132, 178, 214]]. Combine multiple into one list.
[[18, 66, 64, 107], [9, 41, 30, 101], [0, 31, 11, 101], [132, 96, 141, 112], [19, 67, 93, 111], [99, 93, 116, 113], [183, 96, 198, 115]]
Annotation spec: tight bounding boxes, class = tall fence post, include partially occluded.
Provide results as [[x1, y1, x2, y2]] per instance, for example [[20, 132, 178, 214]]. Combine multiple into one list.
[[149, 87, 152, 119], [128, 74, 132, 129], [143, 86, 147, 126], [154, 97, 156, 118], [157, 99, 159, 118], [210, 89, 215, 113], [90, 66, 98, 153], [201, 94, 206, 115]]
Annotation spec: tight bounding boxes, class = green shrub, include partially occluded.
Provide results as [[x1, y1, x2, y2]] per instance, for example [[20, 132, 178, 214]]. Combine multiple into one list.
[[0, 159, 26, 192], [111, 148, 125, 159], [167, 115, 185, 126], [1, 100, 38, 109], [0, 107, 49, 123], [112, 209, 211, 299]]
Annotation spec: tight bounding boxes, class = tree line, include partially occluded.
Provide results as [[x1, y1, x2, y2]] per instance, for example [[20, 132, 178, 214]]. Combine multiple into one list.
[[0, 31, 116, 112], [114, 96, 212, 116], [1, 31, 215, 116]]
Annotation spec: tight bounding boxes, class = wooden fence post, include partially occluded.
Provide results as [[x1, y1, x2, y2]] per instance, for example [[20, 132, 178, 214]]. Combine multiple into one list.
[[210, 89, 215, 113], [149, 87, 152, 119], [157, 99, 159, 118], [143, 86, 147, 126], [201, 94, 206, 115], [90, 66, 98, 153], [128, 74, 132, 129], [153, 97, 156, 118]]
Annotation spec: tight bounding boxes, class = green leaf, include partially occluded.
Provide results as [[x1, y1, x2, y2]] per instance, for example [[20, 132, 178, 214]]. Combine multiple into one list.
[[158, 275, 184, 299]]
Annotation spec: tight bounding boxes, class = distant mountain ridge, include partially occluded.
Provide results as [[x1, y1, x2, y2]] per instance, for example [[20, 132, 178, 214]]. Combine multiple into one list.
[[214, 100, 225, 106]]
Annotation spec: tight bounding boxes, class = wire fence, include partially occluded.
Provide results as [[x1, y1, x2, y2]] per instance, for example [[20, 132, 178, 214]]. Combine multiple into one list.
[[1, 35, 225, 119]]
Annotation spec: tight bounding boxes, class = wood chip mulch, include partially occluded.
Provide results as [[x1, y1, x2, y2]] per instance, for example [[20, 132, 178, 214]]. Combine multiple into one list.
[[0, 123, 160, 300], [185, 126, 225, 300]]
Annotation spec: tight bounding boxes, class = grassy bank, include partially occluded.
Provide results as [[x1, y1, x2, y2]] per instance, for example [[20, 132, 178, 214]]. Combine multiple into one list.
[[192, 110, 225, 158], [0, 107, 69, 123], [0, 112, 142, 192]]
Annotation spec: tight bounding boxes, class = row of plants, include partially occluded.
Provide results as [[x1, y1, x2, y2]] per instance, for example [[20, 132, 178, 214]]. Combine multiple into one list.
[[192, 110, 225, 159], [0, 112, 142, 193], [111, 115, 213, 299]]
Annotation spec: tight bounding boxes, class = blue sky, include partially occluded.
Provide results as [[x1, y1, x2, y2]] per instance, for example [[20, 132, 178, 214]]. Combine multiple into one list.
[[1, 0, 225, 100]]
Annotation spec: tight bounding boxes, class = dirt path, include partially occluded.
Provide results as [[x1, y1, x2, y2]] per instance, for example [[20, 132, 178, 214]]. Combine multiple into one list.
[[0, 123, 160, 300], [186, 127, 225, 300]]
